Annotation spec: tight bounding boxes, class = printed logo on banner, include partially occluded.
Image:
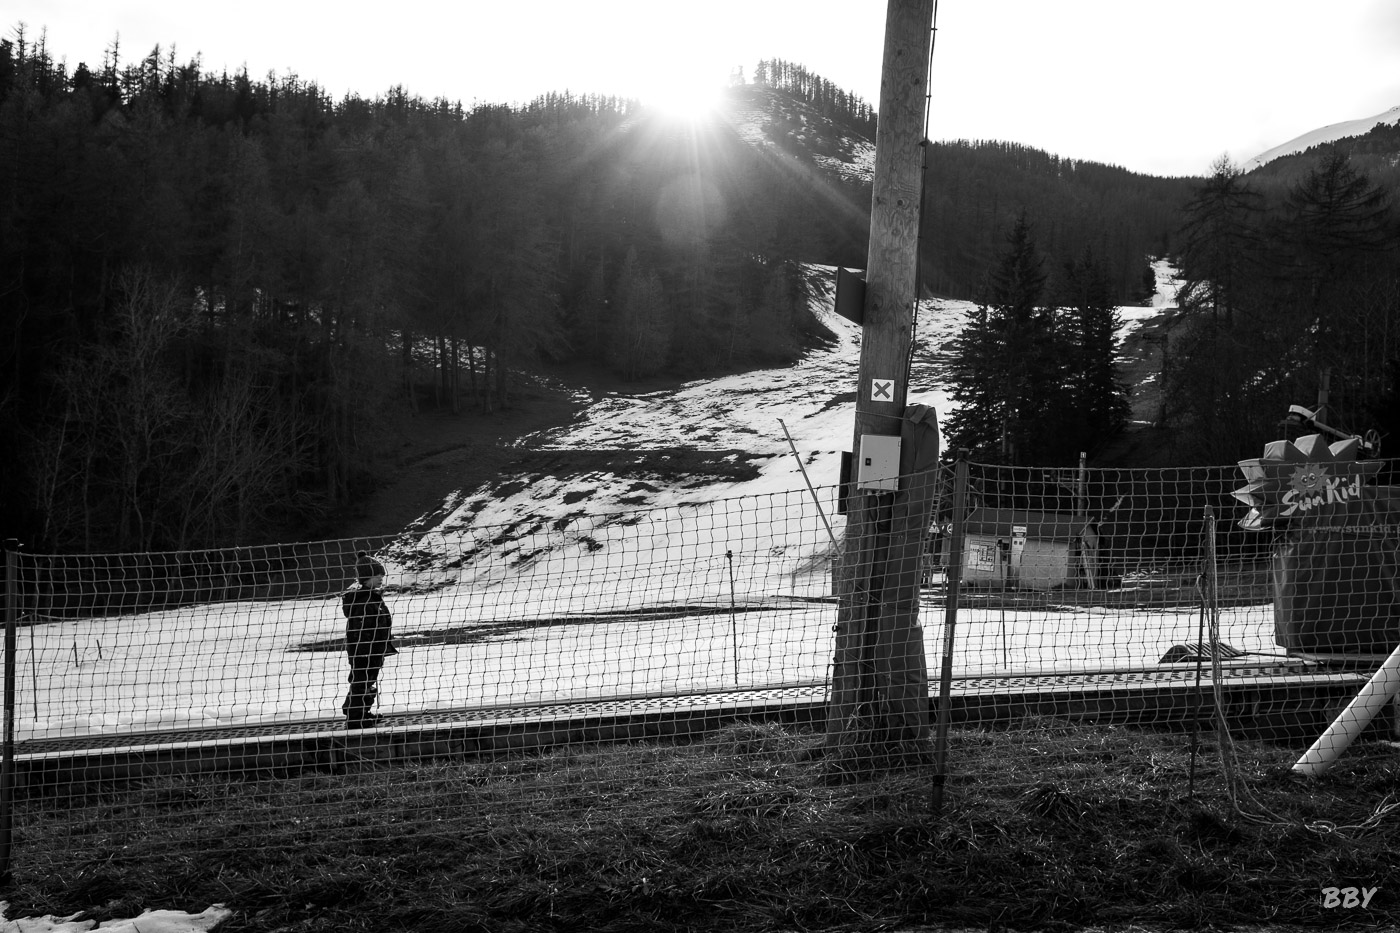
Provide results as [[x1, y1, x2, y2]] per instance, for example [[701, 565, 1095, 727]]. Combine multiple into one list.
[[1281, 465, 1363, 517]]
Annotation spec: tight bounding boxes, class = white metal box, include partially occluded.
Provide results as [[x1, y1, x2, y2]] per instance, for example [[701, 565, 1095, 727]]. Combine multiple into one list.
[[856, 434, 901, 492]]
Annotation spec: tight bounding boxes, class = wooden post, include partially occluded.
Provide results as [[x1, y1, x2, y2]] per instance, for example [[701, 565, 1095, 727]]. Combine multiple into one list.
[[825, 0, 937, 772]]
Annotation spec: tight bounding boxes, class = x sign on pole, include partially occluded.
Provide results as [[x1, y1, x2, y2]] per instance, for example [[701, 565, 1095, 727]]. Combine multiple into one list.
[[871, 378, 894, 401]]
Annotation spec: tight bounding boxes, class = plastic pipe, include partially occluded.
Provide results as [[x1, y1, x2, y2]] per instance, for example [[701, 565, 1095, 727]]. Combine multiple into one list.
[[1293, 643, 1400, 776]]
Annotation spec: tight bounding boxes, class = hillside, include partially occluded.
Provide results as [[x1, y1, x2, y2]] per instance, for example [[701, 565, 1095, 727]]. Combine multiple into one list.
[[11, 36, 1384, 555], [1243, 109, 1400, 191], [324, 85, 1210, 540], [0, 50, 1200, 554], [718, 83, 1198, 305], [919, 140, 1197, 302], [332, 260, 1182, 545]]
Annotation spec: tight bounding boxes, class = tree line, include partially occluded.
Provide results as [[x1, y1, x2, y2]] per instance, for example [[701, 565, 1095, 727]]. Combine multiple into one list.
[[942, 134, 1400, 471], [752, 58, 877, 138], [920, 140, 1195, 305], [0, 30, 857, 553], [1164, 145, 1400, 463], [1, 23, 1271, 554]]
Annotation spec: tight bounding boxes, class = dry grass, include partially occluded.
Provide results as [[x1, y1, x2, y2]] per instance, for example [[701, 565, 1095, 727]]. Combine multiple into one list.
[[6, 720, 1399, 931]]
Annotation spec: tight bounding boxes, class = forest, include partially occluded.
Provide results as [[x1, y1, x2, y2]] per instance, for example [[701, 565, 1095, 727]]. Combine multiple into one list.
[[920, 140, 1196, 302], [938, 125, 1400, 470], [0, 35, 869, 553], [1163, 136, 1400, 465], [4, 26, 1312, 554]]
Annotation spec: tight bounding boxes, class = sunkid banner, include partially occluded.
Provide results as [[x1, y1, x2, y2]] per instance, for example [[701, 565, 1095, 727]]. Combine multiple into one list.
[[1279, 467, 1364, 517], [1233, 434, 1383, 531]]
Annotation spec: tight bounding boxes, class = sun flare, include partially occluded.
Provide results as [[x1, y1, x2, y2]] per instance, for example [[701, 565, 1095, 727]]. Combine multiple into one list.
[[645, 75, 726, 122]]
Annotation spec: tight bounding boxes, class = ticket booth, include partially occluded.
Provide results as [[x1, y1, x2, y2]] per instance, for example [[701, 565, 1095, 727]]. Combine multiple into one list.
[[949, 508, 1084, 590]]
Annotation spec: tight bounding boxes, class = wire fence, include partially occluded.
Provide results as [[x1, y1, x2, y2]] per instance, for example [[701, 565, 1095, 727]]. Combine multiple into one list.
[[4, 452, 1400, 877]]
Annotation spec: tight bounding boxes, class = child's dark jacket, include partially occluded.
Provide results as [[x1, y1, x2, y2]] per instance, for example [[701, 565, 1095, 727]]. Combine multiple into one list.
[[342, 587, 397, 659]]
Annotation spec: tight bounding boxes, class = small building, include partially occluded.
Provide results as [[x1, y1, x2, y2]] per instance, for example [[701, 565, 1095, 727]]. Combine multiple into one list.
[[944, 508, 1088, 590]]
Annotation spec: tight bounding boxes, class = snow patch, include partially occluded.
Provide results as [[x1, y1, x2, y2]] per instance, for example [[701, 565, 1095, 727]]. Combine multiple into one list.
[[0, 903, 230, 933], [14, 265, 1193, 743]]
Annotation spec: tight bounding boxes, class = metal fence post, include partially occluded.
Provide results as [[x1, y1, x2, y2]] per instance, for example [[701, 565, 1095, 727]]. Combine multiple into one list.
[[1, 546, 19, 884], [932, 451, 968, 814], [1204, 506, 1226, 742]]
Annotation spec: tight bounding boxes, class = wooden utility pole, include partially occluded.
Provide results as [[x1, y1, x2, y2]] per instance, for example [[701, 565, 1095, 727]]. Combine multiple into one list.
[[825, 0, 938, 770]]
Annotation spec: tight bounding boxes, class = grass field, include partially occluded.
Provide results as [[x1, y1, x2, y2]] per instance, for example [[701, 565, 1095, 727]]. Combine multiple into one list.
[[7, 719, 1399, 931]]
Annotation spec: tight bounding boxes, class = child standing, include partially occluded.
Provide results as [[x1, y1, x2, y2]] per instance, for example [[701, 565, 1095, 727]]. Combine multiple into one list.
[[341, 551, 397, 727]]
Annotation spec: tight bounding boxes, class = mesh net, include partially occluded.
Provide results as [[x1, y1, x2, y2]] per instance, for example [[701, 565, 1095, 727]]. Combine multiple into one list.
[[5, 459, 1399, 871]]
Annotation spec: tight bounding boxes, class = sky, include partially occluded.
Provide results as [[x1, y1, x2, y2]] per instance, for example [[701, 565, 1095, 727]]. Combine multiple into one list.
[[6, 0, 1400, 178], [8, 0, 1400, 176]]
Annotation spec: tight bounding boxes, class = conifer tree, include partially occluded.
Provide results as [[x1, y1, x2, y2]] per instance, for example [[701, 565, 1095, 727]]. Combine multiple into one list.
[[1166, 151, 1396, 461], [1057, 246, 1130, 454], [1272, 148, 1397, 430], [1276, 148, 1393, 296], [1175, 155, 1264, 324], [944, 211, 1073, 464]]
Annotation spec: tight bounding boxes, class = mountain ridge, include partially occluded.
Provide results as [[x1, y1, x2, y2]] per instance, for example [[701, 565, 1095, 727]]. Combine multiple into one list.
[[1243, 104, 1400, 171]]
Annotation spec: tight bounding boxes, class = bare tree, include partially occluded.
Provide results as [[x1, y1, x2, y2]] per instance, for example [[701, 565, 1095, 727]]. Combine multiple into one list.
[[30, 268, 191, 550]]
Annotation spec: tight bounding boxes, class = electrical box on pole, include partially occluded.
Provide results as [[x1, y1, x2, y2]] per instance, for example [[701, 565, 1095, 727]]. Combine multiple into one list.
[[834, 267, 867, 325], [857, 435, 901, 491]]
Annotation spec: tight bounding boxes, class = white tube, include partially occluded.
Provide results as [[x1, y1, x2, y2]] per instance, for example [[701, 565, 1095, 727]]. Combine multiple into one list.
[[1293, 643, 1400, 775]]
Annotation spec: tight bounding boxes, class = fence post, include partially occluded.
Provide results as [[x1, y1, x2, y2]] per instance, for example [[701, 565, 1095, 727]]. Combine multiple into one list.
[[932, 451, 969, 814], [1, 546, 18, 884], [726, 550, 740, 686], [1203, 506, 1226, 737]]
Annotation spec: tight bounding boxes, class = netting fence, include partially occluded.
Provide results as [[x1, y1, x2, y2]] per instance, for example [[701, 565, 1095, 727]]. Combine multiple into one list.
[[3, 454, 1399, 878]]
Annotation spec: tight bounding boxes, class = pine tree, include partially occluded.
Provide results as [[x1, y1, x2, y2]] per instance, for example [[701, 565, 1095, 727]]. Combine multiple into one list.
[[1057, 246, 1130, 454], [1276, 148, 1393, 294], [944, 211, 1071, 464], [1176, 155, 1264, 324], [1272, 148, 1397, 432]]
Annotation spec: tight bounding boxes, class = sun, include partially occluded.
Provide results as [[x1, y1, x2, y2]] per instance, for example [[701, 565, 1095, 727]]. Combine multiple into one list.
[[644, 75, 726, 123]]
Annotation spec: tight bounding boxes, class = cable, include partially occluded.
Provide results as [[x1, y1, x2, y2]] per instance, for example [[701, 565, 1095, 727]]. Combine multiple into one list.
[[906, 0, 940, 391], [1202, 509, 1399, 837]]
